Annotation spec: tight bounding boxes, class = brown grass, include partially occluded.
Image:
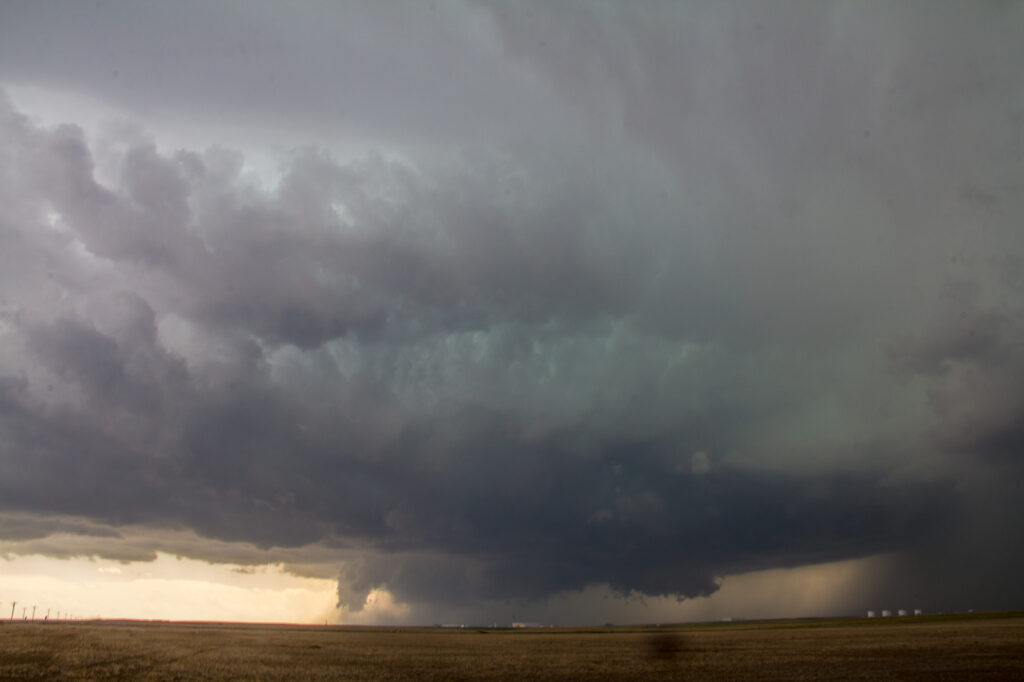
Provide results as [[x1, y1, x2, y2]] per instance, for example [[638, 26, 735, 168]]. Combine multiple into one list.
[[1, 613, 1022, 680]]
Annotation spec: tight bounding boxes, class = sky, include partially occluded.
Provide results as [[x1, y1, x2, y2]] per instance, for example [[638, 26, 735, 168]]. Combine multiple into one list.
[[0, 0, 1023, 625]]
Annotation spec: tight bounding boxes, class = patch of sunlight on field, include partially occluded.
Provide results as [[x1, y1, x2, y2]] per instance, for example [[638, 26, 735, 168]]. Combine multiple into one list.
[[0, 552, 337, 623]]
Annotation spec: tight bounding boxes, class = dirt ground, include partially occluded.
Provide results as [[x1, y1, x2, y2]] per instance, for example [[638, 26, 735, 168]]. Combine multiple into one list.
[[1, 612, 1022, 680]]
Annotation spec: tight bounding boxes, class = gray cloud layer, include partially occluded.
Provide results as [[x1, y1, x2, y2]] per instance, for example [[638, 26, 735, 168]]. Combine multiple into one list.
[[1, 1, 1023, 621]]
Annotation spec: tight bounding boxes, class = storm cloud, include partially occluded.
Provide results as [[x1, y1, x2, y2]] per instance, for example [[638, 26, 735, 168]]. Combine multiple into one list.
[[1, 1, 1023, 622]]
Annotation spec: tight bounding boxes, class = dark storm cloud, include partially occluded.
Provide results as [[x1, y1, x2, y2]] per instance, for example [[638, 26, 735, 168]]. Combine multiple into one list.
[[0, 0, 553, 146], [890, 284, 1024, 461], [330, 451, 950, 612], [1, 1, 1023, 621], [0, 513, 121, 543]]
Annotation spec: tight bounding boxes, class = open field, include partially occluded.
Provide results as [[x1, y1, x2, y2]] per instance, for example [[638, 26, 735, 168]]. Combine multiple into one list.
[[2, 612, 1023, 680]]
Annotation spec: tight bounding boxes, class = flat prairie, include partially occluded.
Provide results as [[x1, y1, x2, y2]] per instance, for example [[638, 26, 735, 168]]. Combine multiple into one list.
[[1, 612, 1022, 680]]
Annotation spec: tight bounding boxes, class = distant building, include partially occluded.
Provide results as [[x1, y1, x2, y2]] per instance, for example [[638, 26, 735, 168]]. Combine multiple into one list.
[[898, 609, 908, 617], [914, 609, 923, 616], [867, 611, 876, 618], [882, 610, 892, 617], [512, 622, 545, 628]]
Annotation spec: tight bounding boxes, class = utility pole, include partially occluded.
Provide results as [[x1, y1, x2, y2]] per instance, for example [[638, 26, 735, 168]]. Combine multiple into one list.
[[22, 606, 26, 620], [45, 608, 51, 621], [32, 605, 37, 621], [10, 601, 16, 622]]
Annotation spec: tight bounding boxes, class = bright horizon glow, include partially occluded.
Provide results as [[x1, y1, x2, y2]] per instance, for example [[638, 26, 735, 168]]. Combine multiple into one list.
[[0, 552, 338, 624]]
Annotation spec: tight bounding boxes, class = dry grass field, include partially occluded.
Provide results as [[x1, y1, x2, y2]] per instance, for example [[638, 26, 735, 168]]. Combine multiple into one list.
[[1, 612, 1022, 680]]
